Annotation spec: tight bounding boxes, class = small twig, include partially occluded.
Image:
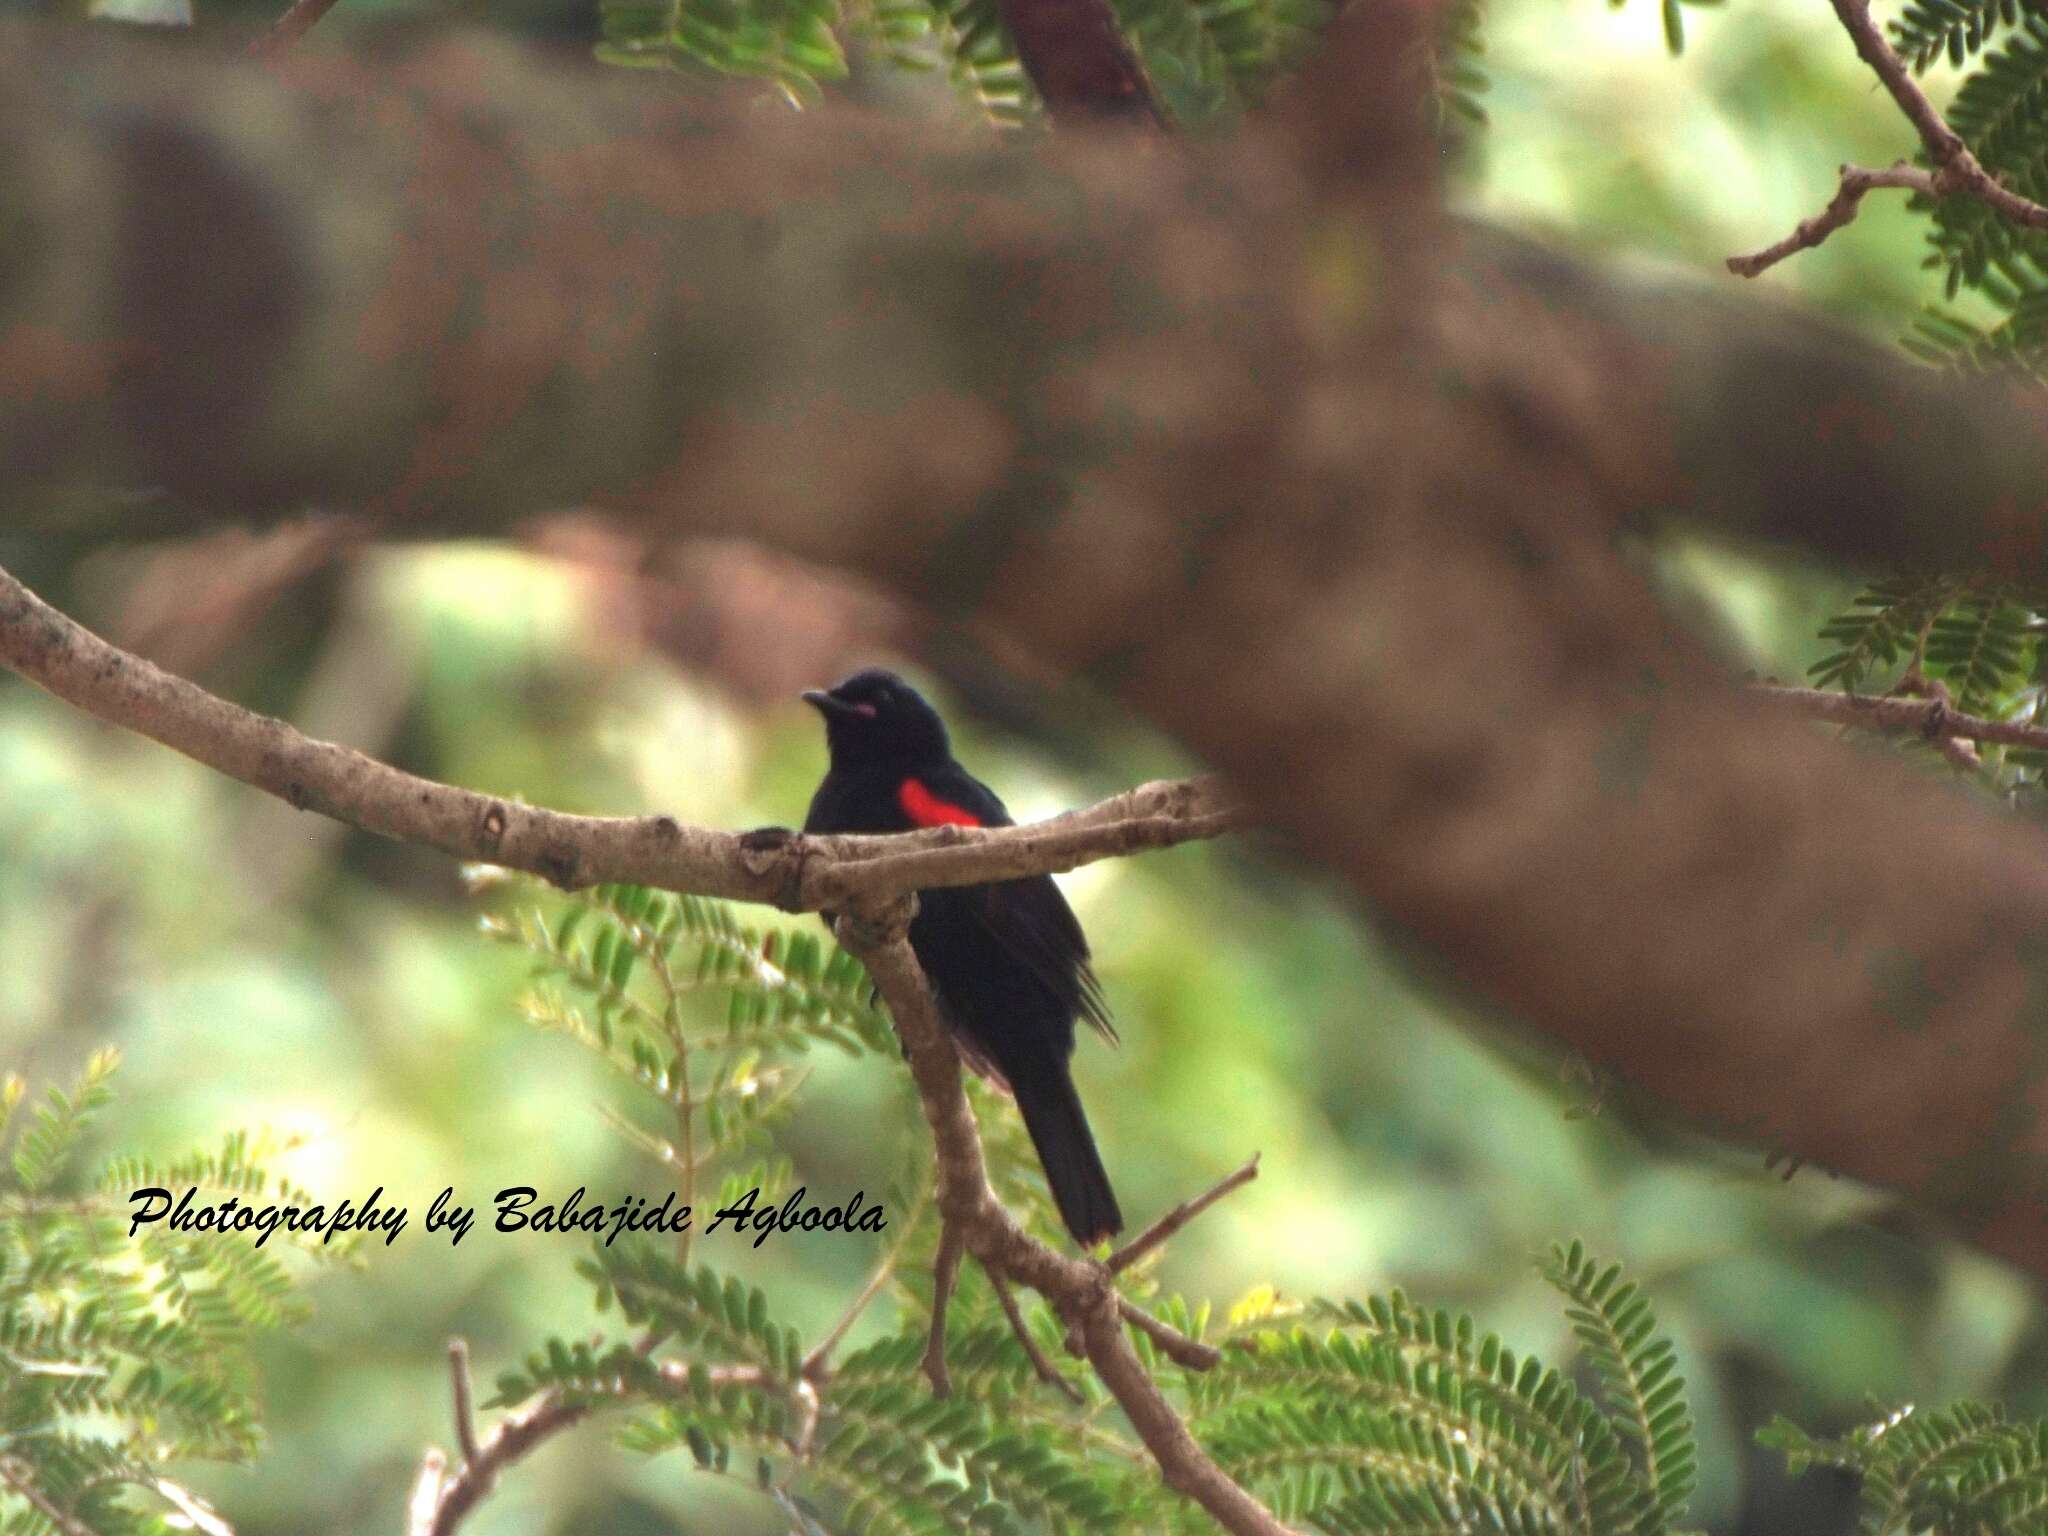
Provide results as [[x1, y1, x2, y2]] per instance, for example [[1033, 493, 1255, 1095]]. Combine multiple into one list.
[[424, 1393, 592, 1535], [791, 1378, 824, 1462], [801, 1169, 932, 1381], [247, 0, 345, 58], [1891, 674, 1984, 771], [0, 1457, 96, 1536], [803, 1260, 894, 1380], [448, 1339, 481, 1467], [1730, 0, 2048, 275], [1726, 163, 1932, 277], [1753, 683, 2045, 755], [406, 1449, 447, 1536], [990, 1270, 1085, 1403], [1117, 1295, 1222, 1370], [923, 1222, 966, 1397], [152, 1478, 235, 1536], [1108, 1155, 1260, 1274]]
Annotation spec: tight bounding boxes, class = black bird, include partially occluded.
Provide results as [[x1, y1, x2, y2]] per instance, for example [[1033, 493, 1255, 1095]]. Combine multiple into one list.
[[801, 668, 1123, 1246]]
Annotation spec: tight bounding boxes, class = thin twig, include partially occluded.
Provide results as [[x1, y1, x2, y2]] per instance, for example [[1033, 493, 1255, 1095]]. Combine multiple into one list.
[[800, 1164, 934, 1382], [0, 1457, 96, 1536], [1108, 1155, 1260, 1274], [152, 1479, 235, 1536], [1891, 674, 1984, 771], [407, 1449, 447, 1536], [990, 1270, 1085, 1403], [1117, 1295, 1222, 1370], [448, 1340, 481, 1467], [1730, 0, 2048, 276], [1726, 163, 1933, 277], [923, 1222, 966, 1397], [247, 0, 345, 59], [425, 1394, 592, 1535], [1754, 682, 2048, 753], [804, 1255, 896, 1379]]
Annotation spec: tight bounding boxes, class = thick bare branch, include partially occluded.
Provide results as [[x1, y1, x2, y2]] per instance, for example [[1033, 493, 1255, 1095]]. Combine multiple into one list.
[[0, 565, 1234, 910]]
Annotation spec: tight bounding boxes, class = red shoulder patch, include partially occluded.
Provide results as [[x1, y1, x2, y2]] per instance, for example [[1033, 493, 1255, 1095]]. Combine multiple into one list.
[[899, 778, 983, 828]]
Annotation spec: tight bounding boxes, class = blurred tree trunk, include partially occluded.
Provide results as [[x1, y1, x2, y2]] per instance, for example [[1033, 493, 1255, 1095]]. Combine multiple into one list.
[[6, 19, 2048, 1280]]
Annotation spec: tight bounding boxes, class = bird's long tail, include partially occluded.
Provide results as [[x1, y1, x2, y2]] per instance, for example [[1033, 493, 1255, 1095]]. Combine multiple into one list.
[[1006, 1055, 1123, 1247]]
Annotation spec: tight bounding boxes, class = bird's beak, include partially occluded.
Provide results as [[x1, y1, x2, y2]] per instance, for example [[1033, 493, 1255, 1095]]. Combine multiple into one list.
[[801, 688, 843, 716]]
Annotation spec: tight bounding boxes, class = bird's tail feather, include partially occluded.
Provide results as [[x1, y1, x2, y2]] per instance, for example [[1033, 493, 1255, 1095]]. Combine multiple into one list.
[[1007, 1057, 1122, 1247]]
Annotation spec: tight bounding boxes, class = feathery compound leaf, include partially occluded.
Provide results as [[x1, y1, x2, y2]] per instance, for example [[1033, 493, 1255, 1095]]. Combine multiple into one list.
[[1925, 595, 2034, 712], [1540, 1242, 1696, 1535], [1892, 0, 2044, 71], [1808, 578, 1957, 693], [1, 1061, 326, 1532], [1765, 1400, 2048, 1535], [582, 1243, 805, 1378], [8, 1048, 118, 1193], [1927, 13, 2048, 282], [1306, 1290, 1646, 1535], [600, 0, 848, 95], [1213, 1327, 1581, 1518]]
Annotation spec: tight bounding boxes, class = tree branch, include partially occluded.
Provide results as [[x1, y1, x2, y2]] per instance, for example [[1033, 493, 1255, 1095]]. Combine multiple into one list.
[[1108, 1154, 1260, 1274], [1756, 681, 2048, 754], [1731, 0, 2048, 275], [841, 913, 1296, 1536], [0, 564, 1235, 911], [995, 0, 1165, 126], [1727, 162, 1933, 277]]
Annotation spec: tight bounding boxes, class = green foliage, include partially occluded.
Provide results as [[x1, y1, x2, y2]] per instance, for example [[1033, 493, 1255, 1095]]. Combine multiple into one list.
[[1199, 1249, 1697, 1536], [1923, 594, 2033, 712], [489, 881, 895, 1205], [1923, 14, 2048, 290], [0, 1053, 338, 1536], [1892, 0, 2046, 71], [1764, 1399, 2048, 1534], [486, 887, 1718, 1536], [1805, 580, 2048, 789], [599, 0, 848, 99], [592, 0, 1347, 128], [1807, 577, 1958, 694], [1433, 0, 1490, 132], [1541, 1239, 1696, 1535]]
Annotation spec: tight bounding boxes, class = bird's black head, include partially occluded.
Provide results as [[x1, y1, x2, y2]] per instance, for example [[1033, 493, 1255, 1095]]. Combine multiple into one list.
[[802, 668, 951, 768]]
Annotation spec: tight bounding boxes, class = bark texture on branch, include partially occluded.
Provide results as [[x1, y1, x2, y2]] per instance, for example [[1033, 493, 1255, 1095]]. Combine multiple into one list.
[[8, 19, 2048, 1279], [0, 565, 1234, 905]]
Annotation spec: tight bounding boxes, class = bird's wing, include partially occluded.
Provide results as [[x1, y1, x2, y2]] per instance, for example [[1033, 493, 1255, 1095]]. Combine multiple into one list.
[[928, 765, 1119, 1046]]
